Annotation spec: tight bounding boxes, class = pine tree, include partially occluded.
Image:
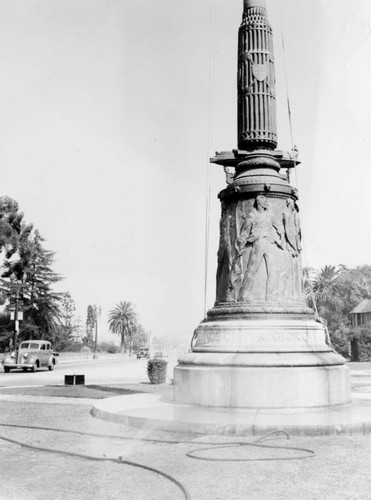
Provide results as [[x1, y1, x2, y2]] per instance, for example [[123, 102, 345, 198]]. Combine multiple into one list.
[[0, 197, 63, 348]]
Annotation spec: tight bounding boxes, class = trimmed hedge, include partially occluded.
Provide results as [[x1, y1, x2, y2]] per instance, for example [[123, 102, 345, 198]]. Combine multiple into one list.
[[147, 359, 167, 384]]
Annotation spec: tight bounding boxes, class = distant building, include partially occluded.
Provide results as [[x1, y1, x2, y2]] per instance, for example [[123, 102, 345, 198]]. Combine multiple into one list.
[[349, 299, 371, 361], [350, 299, 371, 327]]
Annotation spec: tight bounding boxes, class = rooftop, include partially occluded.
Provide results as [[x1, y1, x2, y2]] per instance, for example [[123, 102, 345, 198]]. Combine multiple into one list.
[[350, 299, 371, 314]]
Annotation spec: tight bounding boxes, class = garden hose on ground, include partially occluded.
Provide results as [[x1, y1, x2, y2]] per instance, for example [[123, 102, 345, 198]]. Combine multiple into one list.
[[186, 430, 315, 462], [0, 423, 314, 457], [0, 430, 191, 500], [0, 423, 315, 500]]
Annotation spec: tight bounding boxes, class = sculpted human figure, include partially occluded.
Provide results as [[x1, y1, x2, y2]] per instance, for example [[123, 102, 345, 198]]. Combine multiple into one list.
[[223, 166, 235, 185], [216, 202, 234, 302], [281, 198, 303, 300], [282, 198, 301, 256], [236, 195, 283, 302], [228, 209, 249, 301]]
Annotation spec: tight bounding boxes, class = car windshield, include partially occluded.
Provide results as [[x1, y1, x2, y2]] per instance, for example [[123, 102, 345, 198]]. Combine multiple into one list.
[[29, 343, 40, 350], [20, 342, 30, 349]]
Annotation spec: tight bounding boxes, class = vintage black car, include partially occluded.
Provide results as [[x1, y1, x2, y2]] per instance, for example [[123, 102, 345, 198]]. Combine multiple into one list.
[[136, 348, 150, 359]]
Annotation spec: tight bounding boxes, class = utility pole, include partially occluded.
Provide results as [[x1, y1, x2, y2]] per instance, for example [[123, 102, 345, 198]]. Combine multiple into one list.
[[93, 305, 101, 359], [14, 285, 19, 349], [9, 276, 24, 351], [93, 312, 98, 359]]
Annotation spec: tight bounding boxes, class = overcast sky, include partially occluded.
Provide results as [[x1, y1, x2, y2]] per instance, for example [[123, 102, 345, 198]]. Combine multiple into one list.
[[0, 0, 370, 343]]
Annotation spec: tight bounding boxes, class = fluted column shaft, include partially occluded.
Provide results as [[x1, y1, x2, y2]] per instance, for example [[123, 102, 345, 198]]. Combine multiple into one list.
[[237, 4, 277, 151]]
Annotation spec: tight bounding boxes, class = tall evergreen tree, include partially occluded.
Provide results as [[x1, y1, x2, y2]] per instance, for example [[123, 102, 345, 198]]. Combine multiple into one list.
[[54, 292, 79, 351], [19, 231, 61, 342], [85, 304, 97, 348], [0, 197, 62, 348]]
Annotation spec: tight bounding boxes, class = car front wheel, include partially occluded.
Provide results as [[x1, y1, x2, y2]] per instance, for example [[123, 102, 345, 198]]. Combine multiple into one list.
[[31, 363, 37, 373], [48, 362, 54, 371]]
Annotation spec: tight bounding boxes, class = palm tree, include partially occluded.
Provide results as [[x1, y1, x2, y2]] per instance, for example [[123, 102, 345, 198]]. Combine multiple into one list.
[[108, 301, 138, 354], [312, 264, 346, 313]]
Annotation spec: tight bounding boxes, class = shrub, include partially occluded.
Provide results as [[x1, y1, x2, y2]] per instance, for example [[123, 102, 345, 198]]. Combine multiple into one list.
[[55, 340, 83, 353], [147, 359, 167, 384], [98, 342, 120, 354], [106, 344, 119, 354], [330, 327, 350, 358], [349, 327, 371, 361]]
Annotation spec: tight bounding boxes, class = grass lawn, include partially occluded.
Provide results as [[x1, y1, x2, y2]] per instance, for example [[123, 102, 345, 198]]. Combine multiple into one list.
[[0, 384, 141, 399]]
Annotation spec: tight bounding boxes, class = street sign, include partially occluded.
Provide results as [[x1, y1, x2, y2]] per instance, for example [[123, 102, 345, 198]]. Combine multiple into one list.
[[10, 311, 23, 321]]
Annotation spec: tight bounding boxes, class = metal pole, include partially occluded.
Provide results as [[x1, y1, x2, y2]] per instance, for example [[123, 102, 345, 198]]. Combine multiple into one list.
[[93, 308, 98, 359], [13, 284, 19, 350]]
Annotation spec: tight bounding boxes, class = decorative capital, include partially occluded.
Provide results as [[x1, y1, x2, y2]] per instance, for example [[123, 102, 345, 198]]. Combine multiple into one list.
[[244, 0, 266, 11]]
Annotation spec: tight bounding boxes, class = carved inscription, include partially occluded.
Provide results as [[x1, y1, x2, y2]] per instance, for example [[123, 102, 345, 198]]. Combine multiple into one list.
[[272, 331, 323, 343], [195, 329, 323, 346]]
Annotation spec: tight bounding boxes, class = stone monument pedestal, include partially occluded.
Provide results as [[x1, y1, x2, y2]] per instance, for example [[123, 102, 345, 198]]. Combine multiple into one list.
[[174, 315, 351, 409]]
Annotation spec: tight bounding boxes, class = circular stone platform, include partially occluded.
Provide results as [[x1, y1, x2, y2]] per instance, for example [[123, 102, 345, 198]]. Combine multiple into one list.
[[173, 318, 351, 409], [91, 373, 371, 437]]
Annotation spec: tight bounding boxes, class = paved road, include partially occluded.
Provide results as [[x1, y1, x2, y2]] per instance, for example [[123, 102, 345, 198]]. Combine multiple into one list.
[[0, 356, 149, 388]]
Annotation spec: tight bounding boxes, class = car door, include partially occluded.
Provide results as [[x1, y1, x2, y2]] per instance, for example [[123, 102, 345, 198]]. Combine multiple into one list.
[[45, 343, 53, 365], [39, 343, 48, 366]]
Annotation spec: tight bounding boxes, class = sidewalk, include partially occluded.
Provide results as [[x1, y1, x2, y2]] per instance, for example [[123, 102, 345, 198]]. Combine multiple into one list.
[[57, 352, 129, 364]]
